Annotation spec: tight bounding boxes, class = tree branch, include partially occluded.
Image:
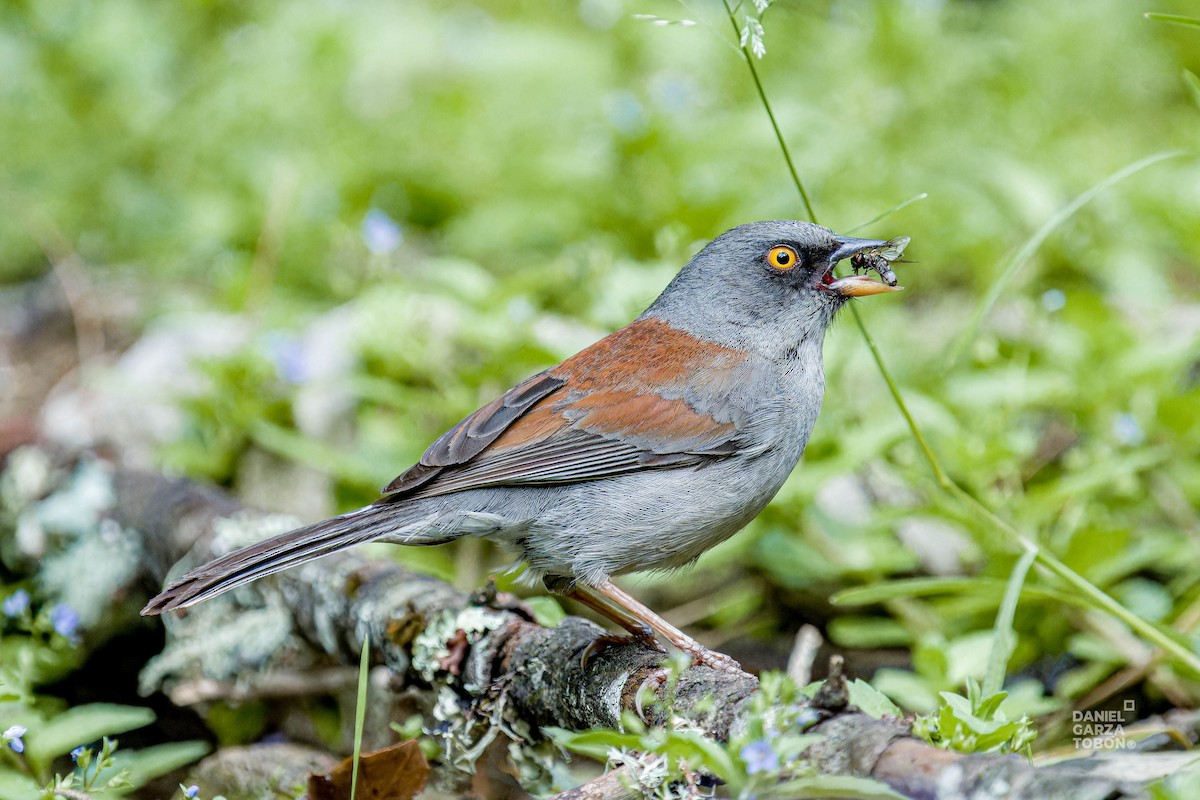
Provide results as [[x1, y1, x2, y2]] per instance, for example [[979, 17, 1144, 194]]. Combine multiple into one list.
[[0, 448, 1180, 799]]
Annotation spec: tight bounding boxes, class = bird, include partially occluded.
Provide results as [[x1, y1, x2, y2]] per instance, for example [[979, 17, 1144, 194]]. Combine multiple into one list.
[[143, 220, 904, 672]]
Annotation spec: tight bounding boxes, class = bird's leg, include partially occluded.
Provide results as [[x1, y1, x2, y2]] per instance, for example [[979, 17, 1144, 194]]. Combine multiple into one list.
[[579, 579, 743, 674], [545, 577, 664, 667], [565, 585, 658, 641]]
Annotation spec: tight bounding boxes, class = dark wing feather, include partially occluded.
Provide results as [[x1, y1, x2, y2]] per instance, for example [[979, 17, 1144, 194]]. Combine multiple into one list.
[[378, 318, 751, 503], [383, 370, 566, 495]]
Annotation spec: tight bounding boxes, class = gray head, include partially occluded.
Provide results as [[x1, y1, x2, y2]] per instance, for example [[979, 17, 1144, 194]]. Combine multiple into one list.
[[642, 220, 901, 355]]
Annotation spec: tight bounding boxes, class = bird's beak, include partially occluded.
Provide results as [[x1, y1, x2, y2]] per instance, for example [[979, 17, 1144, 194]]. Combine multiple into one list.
[[824, 236, 904, 297], [830, 237, 888, 264]]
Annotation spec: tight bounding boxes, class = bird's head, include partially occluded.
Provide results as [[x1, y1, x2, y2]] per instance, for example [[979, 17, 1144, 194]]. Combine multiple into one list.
[[645, 220, 905, 355]]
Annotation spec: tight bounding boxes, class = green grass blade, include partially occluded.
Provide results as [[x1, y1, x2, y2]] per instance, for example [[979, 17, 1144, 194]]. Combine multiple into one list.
[[832, 577, 984, 606], [846, 193, 929, 234], [720, 0, 818, 223], [1144, 12, 1200, 28], [351, 632, 370, 800], [1184, 70, 1200, 109], [948, 150, 1186, 365], [984, 550, 1036, 697], [832, 576, 1077, 608], [846, 304, 952, 487]]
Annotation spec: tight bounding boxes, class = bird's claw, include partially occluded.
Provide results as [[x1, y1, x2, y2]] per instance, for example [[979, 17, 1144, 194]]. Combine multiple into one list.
[[687, 645, 743, 674], [580, 625, 665, 669]]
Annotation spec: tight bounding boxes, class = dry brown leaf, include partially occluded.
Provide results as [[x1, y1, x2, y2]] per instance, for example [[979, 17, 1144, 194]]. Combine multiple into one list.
[[307, 739, 430, 800], [467, 737, 534, 800]]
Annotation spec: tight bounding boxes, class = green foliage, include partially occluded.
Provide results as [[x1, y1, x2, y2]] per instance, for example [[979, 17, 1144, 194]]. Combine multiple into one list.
[[161, 350, 299, 485], [0, 695, 207, 799], [23, 706, 153, 774], [1, 581, 207, 797], [1149, 758, 1200, 800], [912, 678, 1037, 755], [37, 737, 134, 799], [522, 595, 568, 628], [3, 0, 1200, 774], [548, 668, 902, 799]]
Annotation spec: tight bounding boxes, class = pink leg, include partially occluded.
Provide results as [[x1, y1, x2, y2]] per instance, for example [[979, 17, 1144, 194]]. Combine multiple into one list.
[[571, 580, 743, 674]]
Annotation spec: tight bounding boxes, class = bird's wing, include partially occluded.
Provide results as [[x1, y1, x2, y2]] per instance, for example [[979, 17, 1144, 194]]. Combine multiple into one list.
[[379, 317, 755, 502]]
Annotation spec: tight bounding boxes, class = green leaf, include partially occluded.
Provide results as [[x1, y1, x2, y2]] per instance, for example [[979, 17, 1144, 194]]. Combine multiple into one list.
[[24, 704, 155, 771], [831, 577, 987, 606], [543, 727, 640, 763], [0, 769, 41, 800], [656, 731, 735, 782], [523, 596, 566, 628], [110, 742, 209, 791], [939, 691, 974, 720], [826, 617, 912, 648], [975, 690, 1008, 720], [847, 679, 902, 719], [983, 549, 1035, 697], [770, 774, 908, 799], [872, 669, 940, 714], [832, 577, 1081, 609]]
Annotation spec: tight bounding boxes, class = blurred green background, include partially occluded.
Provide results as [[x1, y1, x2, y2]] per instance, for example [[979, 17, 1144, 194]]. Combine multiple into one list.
[[4, 0, 1200, 746]]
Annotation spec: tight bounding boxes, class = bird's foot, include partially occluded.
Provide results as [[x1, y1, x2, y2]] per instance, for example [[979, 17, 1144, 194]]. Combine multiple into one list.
[[580, 623, 665, 669], [684, 644, 743, 674]]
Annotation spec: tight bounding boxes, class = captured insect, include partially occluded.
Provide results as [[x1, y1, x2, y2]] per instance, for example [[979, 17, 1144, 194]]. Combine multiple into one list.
[[850, 236, 910, 287]]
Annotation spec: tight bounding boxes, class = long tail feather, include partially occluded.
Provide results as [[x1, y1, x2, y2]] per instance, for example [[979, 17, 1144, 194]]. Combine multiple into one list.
[[142, 505, 417, 615]]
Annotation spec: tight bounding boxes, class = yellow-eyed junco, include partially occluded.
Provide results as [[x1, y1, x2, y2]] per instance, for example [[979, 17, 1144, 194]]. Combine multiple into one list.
[[144, 220, 904, 672]]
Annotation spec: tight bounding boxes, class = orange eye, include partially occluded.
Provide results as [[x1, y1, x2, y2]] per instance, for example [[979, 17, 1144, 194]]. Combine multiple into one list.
[[767, 245, 800, 270]]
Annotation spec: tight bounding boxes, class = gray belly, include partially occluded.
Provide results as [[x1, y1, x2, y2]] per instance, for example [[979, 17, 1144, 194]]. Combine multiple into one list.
[[510, 441, 804, 583]]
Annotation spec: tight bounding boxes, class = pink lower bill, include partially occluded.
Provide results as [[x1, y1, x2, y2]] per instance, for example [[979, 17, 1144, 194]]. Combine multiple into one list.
[[828, 275, 904, 297]]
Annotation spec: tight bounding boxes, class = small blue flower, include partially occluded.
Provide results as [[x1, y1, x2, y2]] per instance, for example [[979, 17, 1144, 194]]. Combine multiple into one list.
[[1112, 413, 1145, 446], [740, 739, 778, 774], [3, 725, 26, 754], [265, 333, 308, 384], [184, 785, 200, 798], [1041, 288, 1066, 313], [49, 604, 80, 639], [71, 746, 85, 761], [2, 589, 30, 617], [361, 209, 403, 255], [605, 90, 646, 136]]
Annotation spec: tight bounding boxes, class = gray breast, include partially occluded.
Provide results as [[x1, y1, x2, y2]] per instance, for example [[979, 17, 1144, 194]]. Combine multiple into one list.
[[522, 344, 827, 582]]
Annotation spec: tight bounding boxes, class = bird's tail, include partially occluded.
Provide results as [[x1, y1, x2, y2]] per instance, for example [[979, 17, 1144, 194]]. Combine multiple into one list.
[[141, 504, 431, 615]]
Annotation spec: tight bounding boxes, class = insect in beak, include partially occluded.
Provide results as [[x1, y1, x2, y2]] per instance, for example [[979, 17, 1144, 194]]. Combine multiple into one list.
[[822, 235, 909, 296]]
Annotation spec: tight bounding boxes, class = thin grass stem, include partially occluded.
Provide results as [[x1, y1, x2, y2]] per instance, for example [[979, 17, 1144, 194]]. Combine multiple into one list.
[[846, 193, 928, 235], [720, 0, 817, 223]]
